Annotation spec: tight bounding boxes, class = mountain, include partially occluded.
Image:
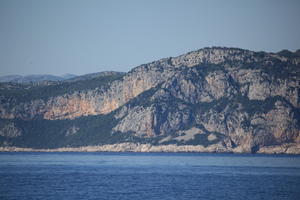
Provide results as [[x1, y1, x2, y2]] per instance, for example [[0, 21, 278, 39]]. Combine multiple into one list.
[[64, 71, 125, 82], [61, 73, 77, 80], [0, 74, 77, 83], [0, 47, 299, 153]]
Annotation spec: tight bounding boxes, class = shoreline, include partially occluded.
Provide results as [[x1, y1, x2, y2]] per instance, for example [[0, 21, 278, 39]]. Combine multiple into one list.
[[1, 142, 300, 154]]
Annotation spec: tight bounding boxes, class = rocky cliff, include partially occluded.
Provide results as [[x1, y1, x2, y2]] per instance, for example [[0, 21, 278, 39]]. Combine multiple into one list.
[[0, 47, 299, 153]]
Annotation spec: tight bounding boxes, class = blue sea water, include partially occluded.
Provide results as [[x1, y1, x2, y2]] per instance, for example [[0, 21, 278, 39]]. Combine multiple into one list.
[[0, 152, 300, 200]]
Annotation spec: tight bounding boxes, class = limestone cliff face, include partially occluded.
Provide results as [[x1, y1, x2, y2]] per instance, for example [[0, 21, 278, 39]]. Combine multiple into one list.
[[110, 47, 300, 153], [0, 63, 176, 120], [0, 47, 299, 153], [1, 47, 298, 120]]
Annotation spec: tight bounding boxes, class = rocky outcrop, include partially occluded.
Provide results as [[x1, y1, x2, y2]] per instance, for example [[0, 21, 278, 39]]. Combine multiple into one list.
[[1, 142, 299, 154], [0, 122, 22, 138], [65, 126, 80, 136], [0, 62, 176, 120], [110, 47, 300, 153], [0, 47, 299, 153]]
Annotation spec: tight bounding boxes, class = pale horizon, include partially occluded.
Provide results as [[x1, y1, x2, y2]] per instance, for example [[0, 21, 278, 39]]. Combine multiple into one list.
[[1, 0, 300, 76]]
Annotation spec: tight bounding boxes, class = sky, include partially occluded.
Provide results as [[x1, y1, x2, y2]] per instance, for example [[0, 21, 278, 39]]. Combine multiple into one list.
[[0, 0, 300, 76]]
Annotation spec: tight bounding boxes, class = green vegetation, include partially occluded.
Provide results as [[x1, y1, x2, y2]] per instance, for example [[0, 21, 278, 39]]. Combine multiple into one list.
[[0, 73, 124, 103], [183, 132, 223, 147], [0, 111, 124, 148], [1, 47, 299, 149], [190, 97, 231, 115], [193, 63, 226, 77], [262, 60, 299, 80], [277, 50, 299, 58], [154, 131, 224, 147], [191, 94, 292, 118], [235, 95, 292, 116]]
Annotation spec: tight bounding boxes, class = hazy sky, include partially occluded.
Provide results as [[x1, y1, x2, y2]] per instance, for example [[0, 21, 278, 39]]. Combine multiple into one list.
[[1, 0, 300, 76]]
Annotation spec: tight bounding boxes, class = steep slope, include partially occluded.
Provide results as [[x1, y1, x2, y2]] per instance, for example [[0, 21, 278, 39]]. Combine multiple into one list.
[[0, 47, 299, 153]]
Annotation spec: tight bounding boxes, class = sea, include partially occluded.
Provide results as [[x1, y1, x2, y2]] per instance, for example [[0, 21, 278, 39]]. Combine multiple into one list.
[[0, 152, 300, 200]]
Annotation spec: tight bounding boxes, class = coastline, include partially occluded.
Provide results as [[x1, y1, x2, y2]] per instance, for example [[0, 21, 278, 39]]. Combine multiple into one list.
[[1, 142, 300, 154]]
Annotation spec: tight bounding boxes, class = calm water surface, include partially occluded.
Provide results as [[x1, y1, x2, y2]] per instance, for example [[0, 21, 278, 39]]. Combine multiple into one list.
[[1, 152, 300, 200]]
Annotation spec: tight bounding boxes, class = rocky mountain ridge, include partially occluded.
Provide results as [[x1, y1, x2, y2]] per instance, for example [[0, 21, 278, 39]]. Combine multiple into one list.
[[0, 47, 299, 153]]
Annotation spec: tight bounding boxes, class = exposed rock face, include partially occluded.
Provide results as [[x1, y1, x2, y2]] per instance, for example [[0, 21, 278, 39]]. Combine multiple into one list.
[[0, 123, 22, 138], [113, 106, 156, 137], [111, 47, 300, 153], [0, 62, 176, 120], [0, 47, 299, 153], [65, 126, 80, 136], [1, 143, 300, 154]]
